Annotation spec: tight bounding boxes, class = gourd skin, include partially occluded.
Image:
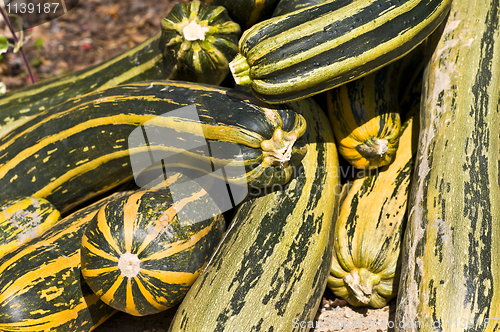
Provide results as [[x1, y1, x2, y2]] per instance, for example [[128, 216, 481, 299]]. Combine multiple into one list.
[[272, 0, 329, 17], [0, 196, 60, 257]]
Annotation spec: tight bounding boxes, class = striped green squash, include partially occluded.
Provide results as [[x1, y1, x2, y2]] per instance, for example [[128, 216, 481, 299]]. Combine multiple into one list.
[[161, 1, 241, 86], [0, 173, 187, 332], [272, 0, 329, 17], [229, 0, 452, 103], [0, 32, 175, 139], [0, 194, 120, 332], [0, 81, 307, 214], [395, 0, 500, 330], [81, 186, 226, 316], [0, 196, 60, 257], [202, 0, 280, 29], [328, 109, 418, 308], [168, 97, 341, 331], [326, 62, 402, 170]]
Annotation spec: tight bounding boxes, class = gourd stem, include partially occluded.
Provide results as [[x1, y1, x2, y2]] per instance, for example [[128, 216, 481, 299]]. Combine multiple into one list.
[[343, 268, 381, 305], [261, 129, 297, 165], [355, 137, 389, 160], [118, 251, 141, 278], [261, 113, 308, 170], [182, 20, 210, 41]]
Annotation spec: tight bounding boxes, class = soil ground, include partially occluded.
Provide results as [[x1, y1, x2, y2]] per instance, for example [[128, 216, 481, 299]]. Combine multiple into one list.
[[94, 291, 396, 332], [1, 1, 396, 330]]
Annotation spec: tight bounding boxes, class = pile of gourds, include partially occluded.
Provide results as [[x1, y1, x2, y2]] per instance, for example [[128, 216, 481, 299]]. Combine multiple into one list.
[[1, 0, 499, 331]]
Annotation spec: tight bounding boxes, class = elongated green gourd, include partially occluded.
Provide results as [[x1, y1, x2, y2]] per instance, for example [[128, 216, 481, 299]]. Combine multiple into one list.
[[230, 0, 452, 103], [167, 97, 341, 331], [0, 81, 307, 213], [395, 0, 500, 330]]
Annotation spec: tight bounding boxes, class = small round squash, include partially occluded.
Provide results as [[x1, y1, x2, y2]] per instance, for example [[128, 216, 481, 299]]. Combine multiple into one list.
[[80, 185, 225, 316], [160, 1, 241, 85]]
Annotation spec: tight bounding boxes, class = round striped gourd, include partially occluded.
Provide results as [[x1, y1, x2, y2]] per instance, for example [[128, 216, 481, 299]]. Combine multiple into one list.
[[161, 1, 241, 85], [0, 196, 60, 257], [81, 185, 226, 316], [327, 63, 402, 170]]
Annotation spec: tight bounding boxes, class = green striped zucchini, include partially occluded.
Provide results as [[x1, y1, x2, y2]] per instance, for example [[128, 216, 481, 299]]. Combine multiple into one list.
[[272, 0, 329, 17], [326, 62, 402, 170], [0, 196, 60, 257], [167, 97, 341, 331], [0, 81, 307, 213], [160, 1, 241, 86], [81, 186, 226, 316], [0, 173, 187, 332], [0, 194, 119, 331], [0, 32, 175, 138], [202, 0, 280, 29], [328, 108, 418, 308], [229, 0, 452, 103], [395, 0, 500, 330]]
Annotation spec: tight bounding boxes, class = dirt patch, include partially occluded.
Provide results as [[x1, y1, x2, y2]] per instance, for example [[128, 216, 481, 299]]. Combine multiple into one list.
[[0, 0, 188, 91]]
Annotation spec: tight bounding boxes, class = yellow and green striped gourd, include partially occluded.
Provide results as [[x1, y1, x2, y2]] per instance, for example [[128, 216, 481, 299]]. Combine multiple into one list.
[[328, 109, 418, 308], [0, 81, 307, 213], [81, 185, 225, 316]]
